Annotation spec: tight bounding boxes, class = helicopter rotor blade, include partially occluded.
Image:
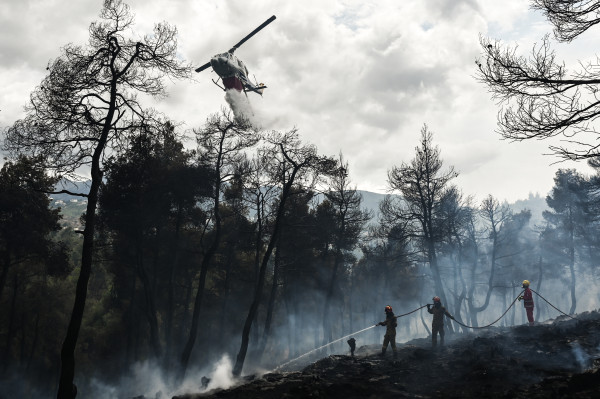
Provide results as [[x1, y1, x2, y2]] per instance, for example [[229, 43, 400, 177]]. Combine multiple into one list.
[[195, 62, 212, 73], [229, 15, 276, 53]]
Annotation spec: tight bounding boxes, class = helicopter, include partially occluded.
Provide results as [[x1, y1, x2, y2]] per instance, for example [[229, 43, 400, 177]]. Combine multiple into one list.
[[195, 15, 276, 96]]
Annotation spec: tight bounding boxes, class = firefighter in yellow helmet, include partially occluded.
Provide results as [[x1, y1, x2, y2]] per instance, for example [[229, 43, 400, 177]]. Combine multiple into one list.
[[427, 296, 454, 348], [377, 305, 397, 358], [518, 280, 534, 326]]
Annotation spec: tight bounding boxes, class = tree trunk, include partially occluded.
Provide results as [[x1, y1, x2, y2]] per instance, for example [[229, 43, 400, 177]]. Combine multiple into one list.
[[535, 255, 543, 321], [180, 172, 222, 377], [322, 249, 341, 346], [165, 204, 182, 370], [3, 273, 19, 371], [27, 310, 40, 371], [125, 276, 137, 365], [569, 244, 576, 314], [0, 248, 10, 302], [233, 164, 300, 377], [56, 79, 115, 398], [136, 244, 162, 359], [179, 225, 220, 377], [257, 243, 280, 362], [218, 247, 235, 347]]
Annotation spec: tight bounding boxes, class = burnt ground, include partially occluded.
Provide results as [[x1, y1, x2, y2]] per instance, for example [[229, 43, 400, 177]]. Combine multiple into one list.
[[174, 311, 600, 399]]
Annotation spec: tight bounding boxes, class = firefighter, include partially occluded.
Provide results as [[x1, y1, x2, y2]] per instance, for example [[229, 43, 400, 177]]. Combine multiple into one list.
[[427, 296, 454, 348], [377, 305, 397, 358], [347, 337, 356, 357], [518, 280, 535, 326]]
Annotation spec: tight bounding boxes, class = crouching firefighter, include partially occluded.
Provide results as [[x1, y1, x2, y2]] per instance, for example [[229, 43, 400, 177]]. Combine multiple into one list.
[[427, 296, 454, 348], [377, 305, 397, 358], [518, 280, 534, 326]]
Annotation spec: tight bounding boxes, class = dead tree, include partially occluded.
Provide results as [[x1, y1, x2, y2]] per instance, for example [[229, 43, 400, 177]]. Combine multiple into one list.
[[232, 130, 336, 377], [179, 111, 258, 377], [3, 2, 189, 397], [384, 125, 458, 314], [532, 0, 600, 42], [477, 1, 600, 160]]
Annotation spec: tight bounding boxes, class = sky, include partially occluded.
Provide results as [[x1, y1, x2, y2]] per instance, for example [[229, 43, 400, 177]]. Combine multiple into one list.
[[1, 0, 599, 203]]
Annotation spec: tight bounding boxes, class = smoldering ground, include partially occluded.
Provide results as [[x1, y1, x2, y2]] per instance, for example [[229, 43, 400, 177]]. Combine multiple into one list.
[[175, 310, 600, 399], [73, 354, 241, 399]]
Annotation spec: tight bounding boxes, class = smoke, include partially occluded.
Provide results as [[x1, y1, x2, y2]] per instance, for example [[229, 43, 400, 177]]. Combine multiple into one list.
[[72, 354, 241, 399], [204, 355, 237, 391], [569, 341, 591, 371], [225, 90, 262, 128]]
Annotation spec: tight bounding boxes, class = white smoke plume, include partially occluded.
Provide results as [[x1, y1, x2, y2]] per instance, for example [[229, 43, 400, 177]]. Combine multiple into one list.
[[569, 341, 591, 371], [77, 354, 240, 398], [204, 355, 237, 391]]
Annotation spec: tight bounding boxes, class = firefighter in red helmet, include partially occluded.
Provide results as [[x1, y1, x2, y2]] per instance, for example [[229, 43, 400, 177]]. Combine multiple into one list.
[[427, 296, 454, 348], [377, 305, 397, 358], [518, 280, 535, 326]]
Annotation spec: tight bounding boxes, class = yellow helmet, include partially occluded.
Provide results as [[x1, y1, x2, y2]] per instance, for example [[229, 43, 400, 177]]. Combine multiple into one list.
[[522, 280, 530, 287]]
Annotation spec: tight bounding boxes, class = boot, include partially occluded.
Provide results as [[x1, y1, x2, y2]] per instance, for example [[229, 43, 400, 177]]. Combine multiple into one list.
[[380, 348, 386, 357], [529, 321, 534, 326], [393, 350, 397, 359]]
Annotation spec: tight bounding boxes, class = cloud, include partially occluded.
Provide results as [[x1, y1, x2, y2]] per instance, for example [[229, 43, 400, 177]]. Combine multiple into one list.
[[0, 0, 597, 202]]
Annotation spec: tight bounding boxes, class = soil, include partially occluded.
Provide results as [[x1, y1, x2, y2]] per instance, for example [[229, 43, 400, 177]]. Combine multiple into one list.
[[173, 311, 600, 399]]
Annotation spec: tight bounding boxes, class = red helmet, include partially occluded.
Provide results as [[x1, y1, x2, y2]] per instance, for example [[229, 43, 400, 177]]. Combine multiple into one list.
[[385, 305, 393, 313], [432, 296, 441, 303]]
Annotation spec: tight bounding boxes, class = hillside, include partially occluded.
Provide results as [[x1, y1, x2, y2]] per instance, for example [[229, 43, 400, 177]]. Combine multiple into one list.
[[358, 190, 548, 225], [174, 311, 600, 399]]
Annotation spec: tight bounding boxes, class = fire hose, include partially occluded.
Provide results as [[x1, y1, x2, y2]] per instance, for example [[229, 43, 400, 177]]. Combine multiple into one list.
[[531, 288, 577, 320], [448, 291, 524, 329], [434, 289, 576, 330], [390, 304, 430, 321]]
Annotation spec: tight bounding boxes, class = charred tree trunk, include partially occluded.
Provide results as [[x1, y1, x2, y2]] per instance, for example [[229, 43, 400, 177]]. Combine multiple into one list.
[[257, 242, 280, 362], [136, 241, 162, 359], [177, 272, 193, 352], [322, 249, 342, 347], [3, 273, 19, 371], [56, 74, 114, 399], [27, 310, 40, 371], [536, 255, 543, 321], [165, 205, 182, 369], [218, 247, 235, 347], [180, 156, 223, 377], [125, 276, 138, 365], [233, 162, 301, 377], [251, 195, 264, 345], [0, 248, 10, 302], [568, 232, 576, 314]]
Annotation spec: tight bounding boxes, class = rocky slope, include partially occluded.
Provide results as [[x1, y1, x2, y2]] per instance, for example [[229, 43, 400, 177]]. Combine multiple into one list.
[[174, 311, 600, 399]]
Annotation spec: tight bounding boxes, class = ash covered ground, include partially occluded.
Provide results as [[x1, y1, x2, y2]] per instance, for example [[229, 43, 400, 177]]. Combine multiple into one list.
[[174, 310, 600, 399]]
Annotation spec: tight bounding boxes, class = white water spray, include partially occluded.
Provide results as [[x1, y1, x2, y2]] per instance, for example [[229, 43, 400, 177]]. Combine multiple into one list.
[[225, 90, 262, 128], [273, 324, 378, 371]]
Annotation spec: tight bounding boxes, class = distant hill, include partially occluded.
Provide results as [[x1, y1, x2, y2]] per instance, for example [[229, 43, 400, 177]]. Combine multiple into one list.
[[50, 180, 90, 229], [50, 179, 91, 201], [47, 184, 549, 231], [355, 190, 548, 227]]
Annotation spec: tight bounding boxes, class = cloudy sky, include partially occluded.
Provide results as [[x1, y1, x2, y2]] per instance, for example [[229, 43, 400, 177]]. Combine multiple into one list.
[[1, 0, 599, 203]]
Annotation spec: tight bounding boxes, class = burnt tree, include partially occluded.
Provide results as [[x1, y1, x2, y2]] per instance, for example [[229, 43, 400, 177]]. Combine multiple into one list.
[[3, 1, 189, 397], [477, 0, 600, 160], [232, 130, 336, 377]]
